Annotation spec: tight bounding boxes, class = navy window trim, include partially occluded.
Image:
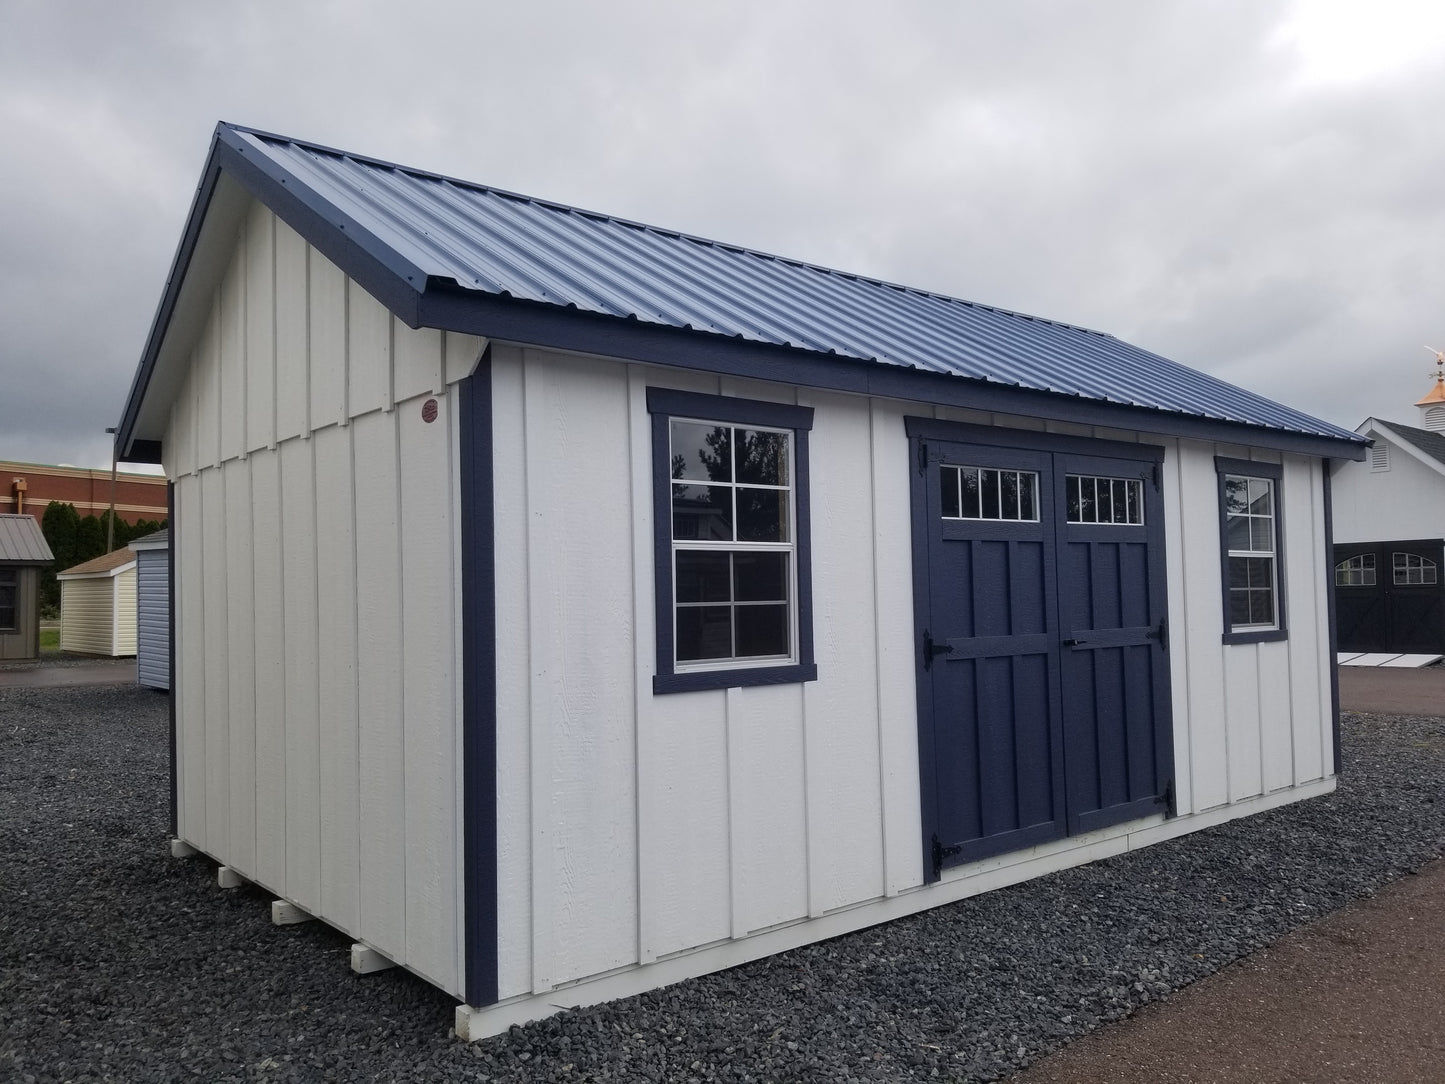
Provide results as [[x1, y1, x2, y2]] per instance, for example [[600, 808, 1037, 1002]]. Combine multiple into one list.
[[1215, 456, 1288, 645], [647, 388, 818, 694]]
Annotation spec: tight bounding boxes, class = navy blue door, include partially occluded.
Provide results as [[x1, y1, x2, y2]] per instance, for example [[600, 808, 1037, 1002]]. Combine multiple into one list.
[[1334, 539, 1445, 654], [908, 422, 1173, 879]]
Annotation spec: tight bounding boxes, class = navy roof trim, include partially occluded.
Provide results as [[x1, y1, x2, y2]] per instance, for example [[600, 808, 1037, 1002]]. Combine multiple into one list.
[[117, 122, 1368, 462]]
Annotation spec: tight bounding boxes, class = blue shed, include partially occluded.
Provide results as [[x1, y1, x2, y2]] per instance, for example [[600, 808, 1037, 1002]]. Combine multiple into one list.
[[115, 123, 1366, 1038]]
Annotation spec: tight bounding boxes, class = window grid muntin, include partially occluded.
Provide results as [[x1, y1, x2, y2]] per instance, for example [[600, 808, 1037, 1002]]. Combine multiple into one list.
[[1224, 474, 1278, 630], [1393, 552, 1438, 586], [1066, 474, 1144, 525], [1335, 553, 1376, 587], [940, 464, 1039, 522], [670, 417, 798, 668]]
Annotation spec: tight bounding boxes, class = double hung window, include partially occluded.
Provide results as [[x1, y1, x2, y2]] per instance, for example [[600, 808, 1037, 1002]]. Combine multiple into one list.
[[1216, 457, 1286, 643], [648, 388, 816, 693]]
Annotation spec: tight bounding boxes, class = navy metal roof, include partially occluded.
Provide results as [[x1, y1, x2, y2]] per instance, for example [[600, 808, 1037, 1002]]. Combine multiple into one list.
[[117, 123, 1366, 459]]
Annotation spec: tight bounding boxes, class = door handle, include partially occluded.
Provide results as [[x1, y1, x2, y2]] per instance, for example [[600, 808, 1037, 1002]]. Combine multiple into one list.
[[1062, 637, 1089, 647]]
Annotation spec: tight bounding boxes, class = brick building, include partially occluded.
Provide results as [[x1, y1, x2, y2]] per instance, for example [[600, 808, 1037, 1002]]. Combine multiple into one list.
[[1, 461, 168, 525]]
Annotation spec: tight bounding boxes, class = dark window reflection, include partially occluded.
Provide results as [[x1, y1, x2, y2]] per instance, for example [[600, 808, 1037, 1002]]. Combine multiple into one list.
[[734, 552, 788, 602], [736, 604, 788, 657], [736, 429, 788, 486], [676, 551, 732, 603], [672, 484, 732, 540], [670, 421, 731, 482], [677, 605, 733, 661], [737, 488, 786, 542]]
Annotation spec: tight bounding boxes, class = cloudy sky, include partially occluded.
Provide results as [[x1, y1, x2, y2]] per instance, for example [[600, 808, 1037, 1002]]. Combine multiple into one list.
[[3, 0, 1444, 471]]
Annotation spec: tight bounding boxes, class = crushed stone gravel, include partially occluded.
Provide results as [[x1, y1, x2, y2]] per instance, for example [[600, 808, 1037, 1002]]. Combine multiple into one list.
[[2, 686, 1443, 1083]]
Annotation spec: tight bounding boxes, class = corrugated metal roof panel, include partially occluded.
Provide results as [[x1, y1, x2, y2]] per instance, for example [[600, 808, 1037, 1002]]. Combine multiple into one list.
[[0, 515, 54, 564], [218, 127, 1363, 445]]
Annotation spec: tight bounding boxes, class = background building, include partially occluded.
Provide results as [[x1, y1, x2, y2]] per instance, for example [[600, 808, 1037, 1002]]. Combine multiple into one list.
[[1, 460, 168, 525]]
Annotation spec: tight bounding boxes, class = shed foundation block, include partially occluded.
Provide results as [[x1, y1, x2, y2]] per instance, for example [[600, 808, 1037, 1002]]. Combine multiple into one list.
[[170, 839, 198, 859], [350, 943, 396, 975], [216, 866, 246, 889], [271, 900, 315, 926]]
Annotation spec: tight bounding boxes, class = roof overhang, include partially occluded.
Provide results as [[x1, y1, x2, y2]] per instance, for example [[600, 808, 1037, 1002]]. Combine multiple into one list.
[[116, 124, 1370, 466]]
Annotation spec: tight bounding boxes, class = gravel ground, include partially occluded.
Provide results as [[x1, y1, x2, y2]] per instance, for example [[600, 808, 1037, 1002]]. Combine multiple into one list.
[[2, 687, 1443, 1084]]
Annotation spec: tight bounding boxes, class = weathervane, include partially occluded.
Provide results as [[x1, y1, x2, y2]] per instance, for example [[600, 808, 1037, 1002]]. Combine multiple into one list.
[[1428, 345, 1445, 382]]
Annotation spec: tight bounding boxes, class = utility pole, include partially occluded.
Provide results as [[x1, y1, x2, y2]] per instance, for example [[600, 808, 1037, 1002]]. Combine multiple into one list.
[[105, 426, 118, 553]]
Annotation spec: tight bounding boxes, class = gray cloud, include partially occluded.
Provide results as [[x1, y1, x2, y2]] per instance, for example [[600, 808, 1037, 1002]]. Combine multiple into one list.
[[2, 0, 1442, 469]]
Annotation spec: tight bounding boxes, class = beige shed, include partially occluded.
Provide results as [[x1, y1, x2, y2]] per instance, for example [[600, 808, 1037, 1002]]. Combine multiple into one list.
[[0, 514, 54, 661], [57, 549, 138, 657]]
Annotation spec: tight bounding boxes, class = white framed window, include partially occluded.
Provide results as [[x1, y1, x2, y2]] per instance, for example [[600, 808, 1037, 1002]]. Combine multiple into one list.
[[940, 465, 1039, 522], [1216, 458, 1286, 643], [1066, 474, 1144, 525], [648, 389, 816, 694]]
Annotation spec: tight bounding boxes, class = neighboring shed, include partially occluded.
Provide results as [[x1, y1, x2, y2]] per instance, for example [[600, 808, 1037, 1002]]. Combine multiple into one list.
[[1331, 373, 1445, 654], [57, 549, 137, 657], [114, 124, 1368, 1039], [129, 527, 170, 689], [0, 514, 54, 661]]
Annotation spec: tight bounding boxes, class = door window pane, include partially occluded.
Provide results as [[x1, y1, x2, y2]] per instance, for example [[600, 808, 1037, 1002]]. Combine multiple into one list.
[[941, 465, 1039, 522], [1065, 475, 1144, 524]]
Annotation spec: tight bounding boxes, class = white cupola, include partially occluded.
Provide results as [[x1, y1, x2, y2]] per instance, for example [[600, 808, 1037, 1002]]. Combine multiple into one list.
[[1417, 350, 1445, 431]]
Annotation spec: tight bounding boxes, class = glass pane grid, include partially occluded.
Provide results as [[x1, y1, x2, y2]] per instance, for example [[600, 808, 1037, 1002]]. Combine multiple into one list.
[[1393, 552, 1438, 586], [1334, 554, 1376, 587], [941, 464, 1039, 522], [1066, 474, 1144, 524], [670, 416, 796, 668]]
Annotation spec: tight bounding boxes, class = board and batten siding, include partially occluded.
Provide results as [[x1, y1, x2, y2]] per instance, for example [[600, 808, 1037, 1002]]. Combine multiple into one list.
[[134, 548, 170, 688], [487, 345, 1337, 1020], [164, 199, 485, 996]]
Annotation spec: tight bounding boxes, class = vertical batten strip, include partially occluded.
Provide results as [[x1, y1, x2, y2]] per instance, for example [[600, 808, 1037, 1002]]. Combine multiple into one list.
[[626, 365, 659, 966], [522, 353, 554, 992]]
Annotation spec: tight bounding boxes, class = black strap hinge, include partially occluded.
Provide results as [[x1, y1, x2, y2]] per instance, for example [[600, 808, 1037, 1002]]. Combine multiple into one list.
[[922, 629, 953, 671], [917, 440, 929, 476]]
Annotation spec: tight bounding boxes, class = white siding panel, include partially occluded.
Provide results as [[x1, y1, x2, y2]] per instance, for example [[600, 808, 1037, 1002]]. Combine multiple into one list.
[[219, 257, 246, 463], [491, 347, 532, 998], [1286, 457, 1328, 782], [244, 201, 276, 453], [201, 467, 230, 859], [1223, 648, 1263, 801], [195, 308, 222, 470], [281, 437, 321, 914], [399, 391, 459, 990], [444, 332, 486, 386], [394, 322, 444, 402], [224, 460, 257, 876], [274, 220, 309, 442], [176, 477, 207, 849], [347, 279, 391, 417], [801, 391, 885, 913], [1154, 437, 1193, 817], [170, 364, 196, 478], [352, 409, 406, 959], [251, 451, 288, 891], [726, 684, 807, 936], [1257, 639, 1294, 792], [870, 400, 923, 895], [315, 424, 361, 935], [309, 251, 347, 432], [1175, 441, 1228, 811], [525, 351, 639, 985]]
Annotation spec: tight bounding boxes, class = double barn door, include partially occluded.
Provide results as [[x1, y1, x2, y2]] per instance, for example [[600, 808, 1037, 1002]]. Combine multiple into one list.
[[908, 421, 1174, 878]]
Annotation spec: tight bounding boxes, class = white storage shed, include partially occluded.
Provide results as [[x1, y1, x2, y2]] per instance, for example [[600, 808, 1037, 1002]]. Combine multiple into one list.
[[57, 548, 137, 657], [114, 124, 1368, 1039], [129, 528, 171, 690]]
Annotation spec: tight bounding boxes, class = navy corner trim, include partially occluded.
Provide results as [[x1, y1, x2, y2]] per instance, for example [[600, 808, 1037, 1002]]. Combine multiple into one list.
[[459, 352, 499, 1007], [1322, 464, 1342, 774], [167, 481, 178, 838]]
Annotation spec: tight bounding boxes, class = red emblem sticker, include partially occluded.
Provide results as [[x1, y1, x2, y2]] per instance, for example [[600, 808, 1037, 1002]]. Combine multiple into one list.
[[422, 398, 438, 423]]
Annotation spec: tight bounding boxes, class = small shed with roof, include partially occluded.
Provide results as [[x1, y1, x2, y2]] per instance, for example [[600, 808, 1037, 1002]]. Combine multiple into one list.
[[129, 527, 170, 690], [114, 124, 1367, 1038], [1331, 370, 1445, 655], [0, 514, 54, 661], [57, 548, 137, 657]]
